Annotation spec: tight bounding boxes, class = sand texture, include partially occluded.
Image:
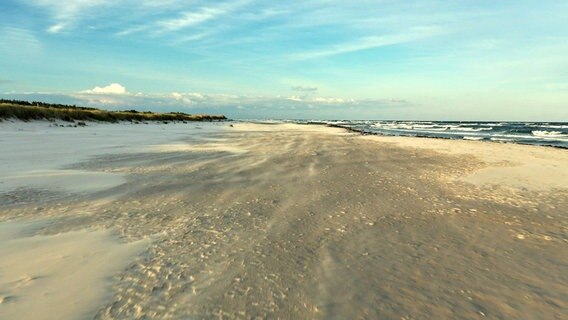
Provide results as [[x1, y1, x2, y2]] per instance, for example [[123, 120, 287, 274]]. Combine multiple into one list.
[[1, 121, 567, 319], [0, 220, 148, 320]]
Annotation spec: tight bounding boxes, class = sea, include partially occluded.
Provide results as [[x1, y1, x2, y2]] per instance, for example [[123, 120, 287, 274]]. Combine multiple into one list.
[[289, 120, 568, 149]]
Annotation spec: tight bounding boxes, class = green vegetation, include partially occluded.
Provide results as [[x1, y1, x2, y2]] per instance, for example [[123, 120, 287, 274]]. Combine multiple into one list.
[[0, 99, 227, 122]]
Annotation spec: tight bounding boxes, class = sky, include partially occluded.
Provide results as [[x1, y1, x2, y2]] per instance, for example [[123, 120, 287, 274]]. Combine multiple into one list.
[[0, 0, 567, 120]]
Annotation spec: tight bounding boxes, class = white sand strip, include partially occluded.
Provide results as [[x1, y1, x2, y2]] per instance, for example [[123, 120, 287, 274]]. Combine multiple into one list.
[[361, 134, 568, 191], [0, 121, 226, 195], [0, 220, 148, 320]]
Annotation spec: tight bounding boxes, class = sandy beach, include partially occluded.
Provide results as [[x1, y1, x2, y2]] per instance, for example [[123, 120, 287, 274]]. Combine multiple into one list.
[[0, 121, 566, 319]]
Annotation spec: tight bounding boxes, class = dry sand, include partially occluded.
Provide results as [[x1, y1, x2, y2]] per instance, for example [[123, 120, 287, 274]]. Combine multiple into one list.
[[0, 121, 567, 319], [0, 220, 148, 320]]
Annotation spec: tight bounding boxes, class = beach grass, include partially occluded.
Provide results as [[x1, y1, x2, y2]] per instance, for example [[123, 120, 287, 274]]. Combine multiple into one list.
[[0, 99, 227, 122]]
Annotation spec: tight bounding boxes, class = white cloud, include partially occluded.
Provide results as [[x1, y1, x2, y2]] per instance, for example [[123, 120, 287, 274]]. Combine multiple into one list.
[[1, 89, 415, 120], [313, 97, 345, 104], [67, 89, 407, 111], [171, 92, 193, 104], [286, 96, 303, 102], [83, 83, 128, 94]]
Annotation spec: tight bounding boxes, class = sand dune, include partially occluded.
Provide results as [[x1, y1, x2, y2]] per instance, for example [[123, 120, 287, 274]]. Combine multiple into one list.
[[1, 122, 566, 319]]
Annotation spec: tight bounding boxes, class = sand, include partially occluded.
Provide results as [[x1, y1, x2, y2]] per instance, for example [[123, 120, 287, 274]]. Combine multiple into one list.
[[0, 121, 566, 319], [0, 220, 148, 320], [361, 134, 568, 191]]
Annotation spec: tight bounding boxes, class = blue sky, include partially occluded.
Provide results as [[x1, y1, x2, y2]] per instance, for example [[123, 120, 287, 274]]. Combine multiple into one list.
[[1, 0, 567, 120]]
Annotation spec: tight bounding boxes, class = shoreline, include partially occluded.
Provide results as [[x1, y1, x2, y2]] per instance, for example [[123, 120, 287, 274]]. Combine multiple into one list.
[[1, 121, 566, 319], [316, 122, 568, 150]]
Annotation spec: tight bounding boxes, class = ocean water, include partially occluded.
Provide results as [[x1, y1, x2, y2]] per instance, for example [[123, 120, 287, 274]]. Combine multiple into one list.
[[293, 120, 568, 149]]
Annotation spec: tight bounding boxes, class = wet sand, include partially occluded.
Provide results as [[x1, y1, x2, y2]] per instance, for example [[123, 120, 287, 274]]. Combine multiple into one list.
[[0, 122, 567, 319]]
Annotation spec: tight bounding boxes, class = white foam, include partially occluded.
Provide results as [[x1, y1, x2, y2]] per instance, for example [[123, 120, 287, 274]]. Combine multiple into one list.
[[457, 127, 493, 131], [532, 130, 567, 137], [490, 137, 515, 142], [540, 125, 568, 129], [372, 122, 493, 133]]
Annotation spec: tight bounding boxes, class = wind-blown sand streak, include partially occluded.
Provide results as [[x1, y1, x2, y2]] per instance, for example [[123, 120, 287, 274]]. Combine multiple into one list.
[[0, 220, 148, 320], [0, 122, 566, 319]]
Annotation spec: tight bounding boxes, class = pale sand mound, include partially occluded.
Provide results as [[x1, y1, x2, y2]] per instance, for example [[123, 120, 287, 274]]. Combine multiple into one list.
[[362, 134, 568, 191], [0, 220, 148, 320]]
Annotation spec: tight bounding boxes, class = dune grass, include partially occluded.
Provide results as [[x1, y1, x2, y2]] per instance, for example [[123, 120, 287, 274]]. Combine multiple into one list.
[[0, 99, 227, 123]]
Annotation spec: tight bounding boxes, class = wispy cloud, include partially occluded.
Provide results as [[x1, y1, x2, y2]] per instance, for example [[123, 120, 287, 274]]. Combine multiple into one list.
[[47, 24, 64, 33], [22, 0, 110, 33], [118, 0, 252, 37], [157, 7, 225, 33], [0, 27, 42, 52], [292, 86, 318, 92], [291, 27, 443, 60], [170, 32, 211, 45], [115, 25, 148, 37]]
